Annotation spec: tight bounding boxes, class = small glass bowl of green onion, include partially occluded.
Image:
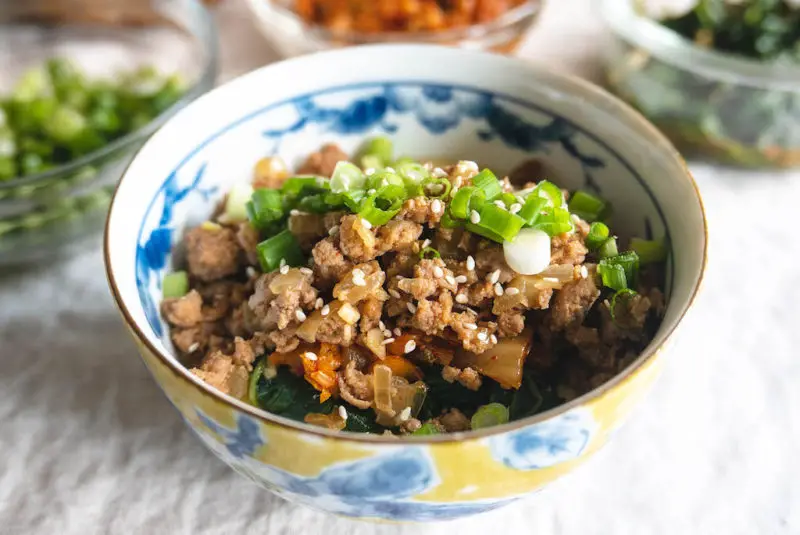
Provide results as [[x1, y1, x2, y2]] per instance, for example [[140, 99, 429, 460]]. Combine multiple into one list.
[[0, 0, 218, 266]]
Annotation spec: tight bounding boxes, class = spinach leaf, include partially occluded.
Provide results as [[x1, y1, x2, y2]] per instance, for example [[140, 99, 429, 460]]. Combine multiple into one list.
[[344, 407, 386, 434], [254, 367, 334, 422], [509, 373, 544, 421]]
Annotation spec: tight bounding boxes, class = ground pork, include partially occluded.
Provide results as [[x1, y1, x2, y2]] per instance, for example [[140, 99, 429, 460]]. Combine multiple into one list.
[[339, 214, 377, 262], [269, 327, 301, 353], [549, 268, 600, 330], [225, 301, 257, 338], [248, 268, 318, 331], [288, 213, 327, 251], [161, 289, 203, 327], [191, 351, 249, 398], [311, 237, 354, 289], [337, 361, 373, 409], [465, 280, 496, 309], [449, 311, 497, 353], [550, 231, 588, 266], [438, 409, 471, 432], [398, 197, 444, 226], [359, 297, 384, 332], [185, 226, 242, 282], [235, 223, 260, 266], [474, 245, 515, 283], [315, 302, 357, 346], [398, 258, 458, 301], [296, 143, 348, 177], [196, 280, 250, 323], [376, 220, 423, 255], [384, 252, 418, 279], [449, 366, 482, 391], [565, 325, 616, 369], [497, 312, 525, 337], [408, 291, 454, 335]]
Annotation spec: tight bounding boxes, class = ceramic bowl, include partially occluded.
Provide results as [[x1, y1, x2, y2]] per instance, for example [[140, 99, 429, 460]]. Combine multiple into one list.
[[104, 45, 707, 522]]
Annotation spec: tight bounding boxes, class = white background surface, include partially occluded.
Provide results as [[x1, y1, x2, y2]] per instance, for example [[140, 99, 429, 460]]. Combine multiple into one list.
[[1, 1, 799, 533]]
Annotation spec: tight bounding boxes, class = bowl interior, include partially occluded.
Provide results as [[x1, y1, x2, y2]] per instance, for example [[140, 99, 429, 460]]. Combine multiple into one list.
[[106, 45, 705, 439]]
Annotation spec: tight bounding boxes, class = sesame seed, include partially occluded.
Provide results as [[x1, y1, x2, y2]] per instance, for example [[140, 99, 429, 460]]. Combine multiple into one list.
[[399, 407, 412, 422], [493, 200, 506, 209], [455, 275, 468, 283], [431, 199, 443, 214], [445, 275, 456, 285], [339, 406, 348, 420], [489, 269, 501, 284], [315, 298, 324, 309], [299, 267, 313, 275], [295, 309, 307, 322], [382, 338, 396, 345], [365, 168, 376, 176], [422, 239, 431, 248], [328, 226, 339, 236], [470, 210, 481, 224], [290, 209, 300, 216], [304, 351, 317, 361], [361, 218, 373, 230], [433, 266, 444, 278], [352, 268, 365, 278], [407, 302, 417, 313], [494, 283, 504, 296], [389, 289, 401, 299], [404, 340, 417, 354], [455, 293, 469, 304], [246, 266, 257, 278], [279, 265, 289, 275], [385, 167, 396, 174], [379, 320, 386, 330], [432, 167, 448, 178], [466, 256, 475, 271], [464, 323, 477, 330], [353, 277, 366, 287], [394, 328, 402, 336], [505, 287, 520, 296], [383, 330, 393, 338], [477, 331, 488, 342], [188, 342, 199, 353], [490, 334, 498, 344], [321, 305, 330, 316], [509, 203, 522, 214], [543, 277, 560, 283], [515, 195, 525, 205], [580, 266, 589, 279]]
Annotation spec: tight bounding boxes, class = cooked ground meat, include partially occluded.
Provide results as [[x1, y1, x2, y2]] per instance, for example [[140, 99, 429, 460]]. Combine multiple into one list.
[[289, 213, 327, 251], [549, 267, 600, 330], [376, 219, 422, 255], [236, 222, 260, 266], [249, 269, 318, 332], [339, 214, 377, 262], [161, 290, 203, 327], [550, 231, 588, 266], [399, 197, 444, 226], [312, 237, 354, 289], [438, 409, 471, 432], [297, 143, 349, 177], [185, 226, 242, 282]]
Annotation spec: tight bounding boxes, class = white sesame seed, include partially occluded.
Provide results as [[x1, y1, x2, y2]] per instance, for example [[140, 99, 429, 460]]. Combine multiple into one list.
[[477, 331, 488, 342], [304, 351, 317, 361], [404, 340, 417, 354], [290, 209, 300, 216], [379, 320, 386, 330], [279, 258, 287, 268], [455, 293, 469, 304], [295, 309, 307, 322], [493, 200, 506, 209], [361, 218, 373, 230], [515, 195, 525, 205], [352, 268, 365, 278], [455, 275, 468, 283], [383, 330, 393, 338], [407, 302, 417, 314], [385, 167, 396, 174], [328, 225, 339, 236], [399, 406, 412, 422], [580, 266, 589, 279], [543, 277, 560, 283], [300, 267, 313, 275], [407, 199, 416, 209], [321, 305, 330, 316], [432, 167, 448, 178], [490, 334, 498, 344], [489, 269, 501, 284], [382, 338, 396, 345], [494, 283, 504, 296], [424, 162, 433, 171], [505, 287, 520, 296], [353, 276, 366, 287], [188, 342, 200, 352], [509, 203, 522, 214], [433, 266, 444, 278], [470, 210, 481, 224], [389, 289, 401, 299], [445, 275, 456, 285], [279, 265, 289, 275], [466, 256, 475, 271], [464, 323, 477, 330], [431, 199, 443, 214], [338, 406, 348, 420], [394, 328, 402, 336], [422, 239, 431, 248], [365, 168, 376, 176], [315, 298, 324, 309], [246, 266, 257, 278], [461, 160, 479, 172]]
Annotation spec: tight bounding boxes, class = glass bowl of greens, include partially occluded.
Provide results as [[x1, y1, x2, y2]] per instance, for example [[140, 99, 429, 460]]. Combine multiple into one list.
[[0, 0, 217, 266], [600, 0, 800, 168]]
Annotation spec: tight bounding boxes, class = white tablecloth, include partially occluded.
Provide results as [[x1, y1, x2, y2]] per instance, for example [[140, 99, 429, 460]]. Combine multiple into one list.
[[2, 1, 798, 533]]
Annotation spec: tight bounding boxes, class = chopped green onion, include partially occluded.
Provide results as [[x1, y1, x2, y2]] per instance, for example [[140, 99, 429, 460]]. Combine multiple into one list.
[[518, 196, 548, 226], [630, 237, 668, 264], [597, 263, 627, 291], [533, 207, 572, 236], [360, 154, 383, 171], [282, 176, 325, 197], [598, 237, 619, 259], [366, 170, 404, 191], [395, 161, 430, 184], [440, 211, 461, 229], [420, 247, 441, 260], [610, 288, 638, 324], [297, 193, 334, 213], [498, 192, 517, 207], [599, 251, 640, 290], [330, 161, 366, 193], [465, 221, 506, 243], [246, 189, 284, 230], [450, 187, 475, 220], [358, 184, 405, 226], [392, 156, 416, 167], [422, 177, 451, 199], [342, 190, 367, 212], [162, 270, 189, 298], [357, 136, 393, 167], [585, 222, 610, 250], [533, 180, 565, 208], [44, 106, 86, 142], [475, 202, 526, 242], [471, 402, 510, 429], [568, 190, 607, 222], [248, 357, 266, 406], [412, 423, 440, 436], [471, 169, 502, 200], [256, 229, 305, 272]]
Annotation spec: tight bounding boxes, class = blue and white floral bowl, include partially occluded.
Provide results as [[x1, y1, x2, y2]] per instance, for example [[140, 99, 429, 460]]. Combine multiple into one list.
[[104, 45, 707, 522]]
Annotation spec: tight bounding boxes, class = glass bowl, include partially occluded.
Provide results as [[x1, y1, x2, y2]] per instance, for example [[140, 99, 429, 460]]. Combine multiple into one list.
[[0, 0, 218, 266], [600, 0, 800, 168], [242, 0, 542, 57]]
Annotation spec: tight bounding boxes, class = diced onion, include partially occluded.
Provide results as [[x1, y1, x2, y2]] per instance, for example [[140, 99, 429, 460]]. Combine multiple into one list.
[[373, 364, 394, 415], [223, 182, 254, 223], [503, 228, 551, 275]]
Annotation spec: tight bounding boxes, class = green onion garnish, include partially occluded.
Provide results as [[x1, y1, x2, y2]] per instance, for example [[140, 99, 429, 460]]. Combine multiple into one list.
[[248, 356, 266, 406], [366, 170, 404, 191], [162, 270, 189, 298], [412, 423, 440, 436], [598, 237, 619, 259], [597, 262, 627, 291], [518, 195, 548, 226], [422, 176, 451, 199], [223, 182, 254, 223], [330, 161, 366, 193], [630, 237, 668, 264], [450, 187, 476, 220], [585, 222, 610, 250], [357, 136, 393, 168], [395, 161, 429, 184], [465, 221, 506, 243], [599, 251, 640, 290], [358, 184, 405, 226], [532, 180, 564, 208], [256, 229, 305, 272], [568, 190, 607, 222], [440, 211, 461, 229], [246, 189, 284, 231], [609, 288, 638, 324], [532, 207, 572, 236], [420, 246, 441, 260], [281, 176, 325, 197], [475, 202, 526, 242], [471, 169, 502, 200], [360, 154, 383, 171], [471, 402, 510, 429]]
